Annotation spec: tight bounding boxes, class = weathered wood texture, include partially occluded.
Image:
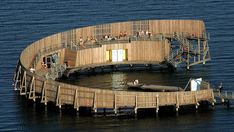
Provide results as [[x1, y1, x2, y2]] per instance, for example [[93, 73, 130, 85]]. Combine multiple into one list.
[[20, 20, 205, 69], [15, 20, 213, 112], [73, 40, 170, 67], [15, 61, 214, 111], [15, 63, 213, 109]]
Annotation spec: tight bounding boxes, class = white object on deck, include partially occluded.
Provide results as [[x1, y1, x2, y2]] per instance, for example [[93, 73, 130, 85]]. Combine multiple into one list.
[[191, 78, 202, 91]]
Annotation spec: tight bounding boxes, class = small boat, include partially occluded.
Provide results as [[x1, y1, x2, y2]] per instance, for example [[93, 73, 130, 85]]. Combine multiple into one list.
[[141, 84, 183, 91], [127, 81, 183, 92], [127, 82, 143, 88]]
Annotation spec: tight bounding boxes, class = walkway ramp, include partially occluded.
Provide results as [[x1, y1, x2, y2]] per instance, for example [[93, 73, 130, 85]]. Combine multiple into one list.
[[165, 32, 211, 69]]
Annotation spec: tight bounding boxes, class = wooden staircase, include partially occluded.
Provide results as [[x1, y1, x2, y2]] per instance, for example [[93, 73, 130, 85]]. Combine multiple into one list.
[[165, 32, 211, 69]]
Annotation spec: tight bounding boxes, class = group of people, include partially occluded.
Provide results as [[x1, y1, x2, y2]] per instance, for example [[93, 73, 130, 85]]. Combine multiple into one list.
[[71, 36, 98, 49], [85, 36, 97, 44], [71, 30, 153, 48], [102, 31, 128, 41], [136, 30, 152, 38], [103, 34, 114, 41], [119, 31, 128, 38], [29, 62, 46, 73], [173, 31, 198, 39]]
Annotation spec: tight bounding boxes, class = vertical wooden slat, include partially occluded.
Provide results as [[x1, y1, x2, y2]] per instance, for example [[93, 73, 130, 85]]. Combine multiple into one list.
[[56, 85, 61, 108], [135, 95, 138, 114], [20, 71, 27, 95], [114, 93, 117, 114], [176, 92, 179, 110], [74, 89, 79, 111], [15, 20, 213, 115], [41, 81, 47, 105], [93, 92, 97, 113], [14, 65, 21, 90], [13, 60, 19, 82], [156, 94, 159, 114], [28, 76, 36, 101]]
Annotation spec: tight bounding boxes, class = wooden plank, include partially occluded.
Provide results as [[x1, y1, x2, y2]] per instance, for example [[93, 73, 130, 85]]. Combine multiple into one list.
[[16, 20, 213, 112]]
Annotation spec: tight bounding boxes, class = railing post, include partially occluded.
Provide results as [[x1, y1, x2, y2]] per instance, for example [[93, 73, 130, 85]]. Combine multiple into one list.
[[56, 85, 61, 109], [13, 60, 19, 82], [74, 89, 79, 111], [198, 38, 201, 62], [14, 65, 21, 90], [114, 93, 117, 114], [186, 42, 190, 70], [41, 81, 47, 105], [20, 71, 27, 95], [135, 95, 138, 114], [195, 92, 199, 109], [211, 89, 215, 106], [28, 76, 36, 102], [93, 92, 97, 113], [176, 92, 179, 112], [156, 94, 159, 114]]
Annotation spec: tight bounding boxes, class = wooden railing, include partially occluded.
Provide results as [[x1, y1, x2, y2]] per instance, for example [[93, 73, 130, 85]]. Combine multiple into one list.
[[13, 20, 214, 114], [14, 60, 214, 112]]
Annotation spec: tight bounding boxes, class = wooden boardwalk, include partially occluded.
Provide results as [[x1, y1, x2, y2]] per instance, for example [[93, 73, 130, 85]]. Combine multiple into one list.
[[214, 90, 234, 107], [215, 91, 234, 100], [13, 20, 214, 116]]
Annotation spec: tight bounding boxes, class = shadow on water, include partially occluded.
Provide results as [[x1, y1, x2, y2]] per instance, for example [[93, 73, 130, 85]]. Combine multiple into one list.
[[2, 0, 234, 130], [18, 80, 234, 132], [17, 95, 214, 117], [58, 65, 197, 91]]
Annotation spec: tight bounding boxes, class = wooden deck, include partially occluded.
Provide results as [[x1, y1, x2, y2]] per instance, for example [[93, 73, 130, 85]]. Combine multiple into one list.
[[13, 20, 214, 115], [214, 90, 234, 103]]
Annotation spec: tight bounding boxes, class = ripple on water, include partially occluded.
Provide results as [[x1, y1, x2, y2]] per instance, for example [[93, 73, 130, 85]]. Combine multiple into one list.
[[1, 0, 234, 131]]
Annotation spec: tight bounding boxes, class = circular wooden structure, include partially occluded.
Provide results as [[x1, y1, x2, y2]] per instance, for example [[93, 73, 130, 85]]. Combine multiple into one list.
[[13, 20, 214, 115]]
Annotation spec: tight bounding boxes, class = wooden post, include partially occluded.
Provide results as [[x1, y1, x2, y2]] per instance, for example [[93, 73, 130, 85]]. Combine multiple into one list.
[[93, 92, 97, 113], [198, 38, 200, 62], [13, 60, 19, 82], [20, 71, 27, 95], [41, 81, 47, 105], [28, 76, 36, 102], [156, 94, 159, 114], [176, 92, 179, 112], [14, 65, 21, 90], [211, 89, 215, 106], [114, 93, 117, 114], [203, 41, 207, 64], [74, 89, 79, 111], [134, 95, 138, 114], [187, 41, 190, 70], [195, 92, 199, 109], [56, 85, 61, 109]]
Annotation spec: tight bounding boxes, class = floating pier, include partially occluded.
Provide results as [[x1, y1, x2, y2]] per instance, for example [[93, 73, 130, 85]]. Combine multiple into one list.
[[13, 20, 214, 116]]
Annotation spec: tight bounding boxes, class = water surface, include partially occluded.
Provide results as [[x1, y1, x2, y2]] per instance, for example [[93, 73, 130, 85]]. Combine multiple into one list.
[[1, 0, 234, 131]]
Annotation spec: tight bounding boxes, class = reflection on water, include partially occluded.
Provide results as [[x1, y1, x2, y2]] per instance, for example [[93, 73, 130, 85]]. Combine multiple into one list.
[[2, 0, 234, 131], [61, 69, 196, 91], [16, 96, 219, 131]]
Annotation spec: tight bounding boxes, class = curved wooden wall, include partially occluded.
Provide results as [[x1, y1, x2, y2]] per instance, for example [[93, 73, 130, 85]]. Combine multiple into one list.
[[21, 20, 206, 69], [14, 20, 214, 114]]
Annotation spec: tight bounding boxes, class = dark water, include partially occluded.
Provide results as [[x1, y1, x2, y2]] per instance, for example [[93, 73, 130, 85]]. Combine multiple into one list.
[[1, 0, 234, 131]]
